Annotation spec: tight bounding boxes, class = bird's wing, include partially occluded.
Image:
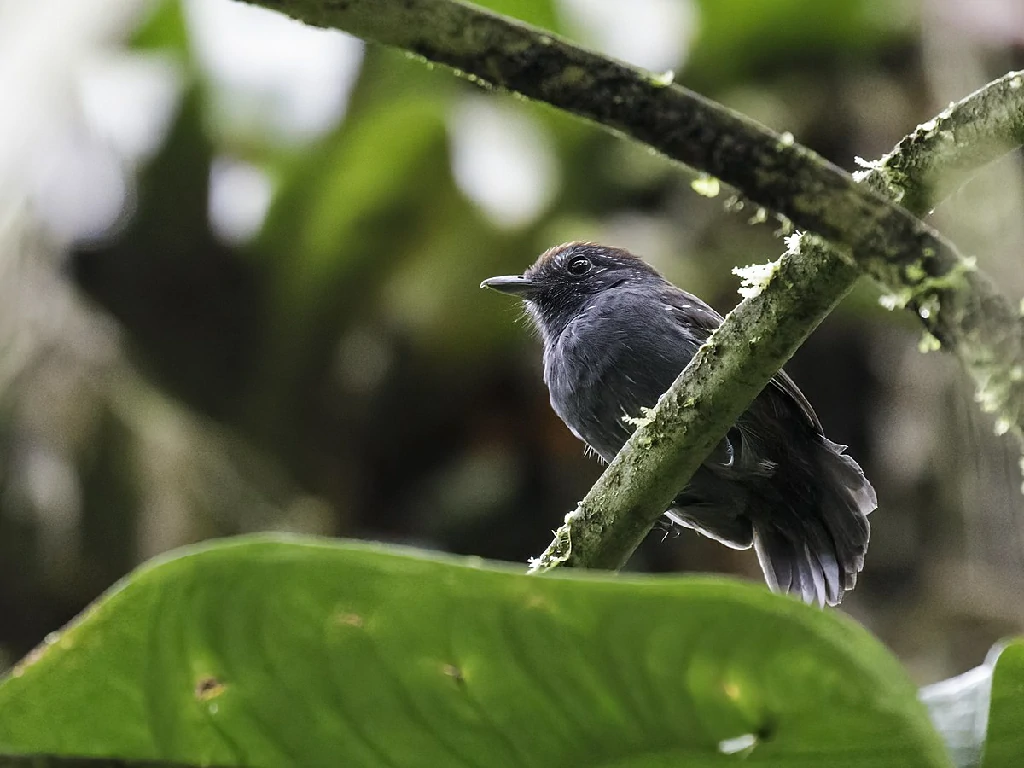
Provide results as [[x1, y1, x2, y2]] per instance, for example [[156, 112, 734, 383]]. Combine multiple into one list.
[[768, 369, 822, 432], [663, 288, 822, 433]]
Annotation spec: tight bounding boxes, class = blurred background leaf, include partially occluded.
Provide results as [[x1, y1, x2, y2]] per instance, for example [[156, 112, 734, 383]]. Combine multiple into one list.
[[981, 640, 1024, 767], [684, 0, 913, 87], [471, 0, 561, 30]]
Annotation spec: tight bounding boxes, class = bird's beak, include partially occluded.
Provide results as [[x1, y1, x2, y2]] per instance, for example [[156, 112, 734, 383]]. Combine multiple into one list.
[[480, 274, 537, 297]]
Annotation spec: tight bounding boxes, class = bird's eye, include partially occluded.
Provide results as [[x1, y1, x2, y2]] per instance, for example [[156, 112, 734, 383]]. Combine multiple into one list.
[[566, 256, 592, 276]]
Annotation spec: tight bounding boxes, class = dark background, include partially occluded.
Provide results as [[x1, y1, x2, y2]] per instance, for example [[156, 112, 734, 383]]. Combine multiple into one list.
[[1, 0, 1023, 683]]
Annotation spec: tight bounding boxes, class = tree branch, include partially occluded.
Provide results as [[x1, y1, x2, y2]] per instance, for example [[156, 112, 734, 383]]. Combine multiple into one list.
[[241, 0, 1024, 566], [249, 0, 1024, 441], [531, 70, 1024, 569]]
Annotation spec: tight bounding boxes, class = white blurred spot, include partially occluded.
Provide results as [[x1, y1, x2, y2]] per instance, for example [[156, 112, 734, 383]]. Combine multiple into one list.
[[208, 157, 273, 244], [22, 447, 81, 524], [185, 0, 364, 140], [558, 0, 697, 72], [7, 445, 83, 572], [30, 133, 128, 242], [78, 53, 183, 163], [40, 51, 183, 242], [0, 0, 144, 190], [931, 0, 1024, 45], [449, 97, 557, 229]]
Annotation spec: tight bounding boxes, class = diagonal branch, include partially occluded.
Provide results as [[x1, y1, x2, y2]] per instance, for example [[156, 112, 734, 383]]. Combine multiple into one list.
[[243, 0, 1024, 566]]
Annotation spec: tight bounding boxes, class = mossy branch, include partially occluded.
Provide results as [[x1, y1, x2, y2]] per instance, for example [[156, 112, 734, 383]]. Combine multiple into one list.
[[242, 0, 1024, 565], [530, 73, 1024, 570]]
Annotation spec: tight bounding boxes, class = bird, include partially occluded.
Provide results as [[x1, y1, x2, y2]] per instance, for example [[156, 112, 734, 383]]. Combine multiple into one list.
[[481, 241, 875, 607]]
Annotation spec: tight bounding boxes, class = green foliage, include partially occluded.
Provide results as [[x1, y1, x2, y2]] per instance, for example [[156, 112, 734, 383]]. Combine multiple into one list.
[[130, 0, 189, 52], [0, 537, 950, 767], [686, 0, 908, 85], [982, 641, 1024, 768], [466, 0, 561, 31], [249, 85, 451, 430]]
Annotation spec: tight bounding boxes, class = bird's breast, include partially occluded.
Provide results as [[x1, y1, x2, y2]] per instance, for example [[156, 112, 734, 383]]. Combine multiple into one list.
[[543, 302, 697, 462]]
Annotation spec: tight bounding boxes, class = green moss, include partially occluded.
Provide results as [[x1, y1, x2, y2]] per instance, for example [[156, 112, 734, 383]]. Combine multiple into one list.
[[916, 294, 941, 321], [558, 64, 590, 86], [918, 332, 941, 353], [904, 262, 927, 282], [621, 406, 656, 429], [650, 70, 675, 87], [748, 207, 769, 225], [879, 289, 913, 311], [690, 174, 721, 198], [528, 514, 574, 572]]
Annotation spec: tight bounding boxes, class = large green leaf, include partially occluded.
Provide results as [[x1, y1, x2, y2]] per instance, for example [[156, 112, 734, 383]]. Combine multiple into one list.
[[0, 536, 948, 767], [982, 640, 1024, 768]]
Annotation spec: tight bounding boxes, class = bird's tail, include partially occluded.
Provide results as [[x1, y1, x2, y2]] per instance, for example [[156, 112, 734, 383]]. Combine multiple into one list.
[[753, 437, 874, 607]]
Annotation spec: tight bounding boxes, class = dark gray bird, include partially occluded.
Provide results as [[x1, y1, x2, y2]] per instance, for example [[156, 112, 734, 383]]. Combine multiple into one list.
[[481, 242, 875, 606]]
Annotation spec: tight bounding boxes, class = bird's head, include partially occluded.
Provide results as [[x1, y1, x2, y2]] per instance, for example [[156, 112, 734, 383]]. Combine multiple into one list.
[[480, 242, 662, 341]]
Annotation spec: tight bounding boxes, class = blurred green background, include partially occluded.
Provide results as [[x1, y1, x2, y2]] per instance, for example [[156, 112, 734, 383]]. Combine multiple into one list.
[[1, 0, 1023, 683]]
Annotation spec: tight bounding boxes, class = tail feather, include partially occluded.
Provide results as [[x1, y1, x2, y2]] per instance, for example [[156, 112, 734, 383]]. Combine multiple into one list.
[[754, 531, 835, 608], [666, 429, 874, 607], [755, 533, 827, 607], [754, 437, 874, 607], [808, 544, 841, 606]]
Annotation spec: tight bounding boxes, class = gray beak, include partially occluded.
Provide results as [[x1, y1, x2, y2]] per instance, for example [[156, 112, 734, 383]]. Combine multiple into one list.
[[480, 274, 537, 296]]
